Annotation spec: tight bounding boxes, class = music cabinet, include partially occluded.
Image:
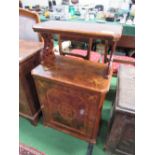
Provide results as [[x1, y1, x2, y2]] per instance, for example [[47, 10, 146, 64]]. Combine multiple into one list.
[[31, 21, 122, 154], [32, 55, 112, 143]]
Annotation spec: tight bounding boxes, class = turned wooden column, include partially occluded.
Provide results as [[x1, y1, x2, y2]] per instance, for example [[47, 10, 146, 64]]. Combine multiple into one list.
[[102, 40, 117, 78], [106, 41, 117, 76]]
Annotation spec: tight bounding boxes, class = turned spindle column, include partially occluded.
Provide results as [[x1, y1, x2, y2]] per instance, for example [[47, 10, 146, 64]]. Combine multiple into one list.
[[106, 41, 117, 76]]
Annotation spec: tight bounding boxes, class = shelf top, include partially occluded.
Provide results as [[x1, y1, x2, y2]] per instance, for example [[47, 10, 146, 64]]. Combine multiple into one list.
[[33, 20, 123, 41]]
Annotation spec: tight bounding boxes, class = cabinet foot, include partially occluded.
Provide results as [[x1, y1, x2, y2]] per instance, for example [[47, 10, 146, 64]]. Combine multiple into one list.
[[86, 143, 94, 155]]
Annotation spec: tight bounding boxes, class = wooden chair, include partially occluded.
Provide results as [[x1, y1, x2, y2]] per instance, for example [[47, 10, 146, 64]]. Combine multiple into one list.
[[95, 42, 135, 74], [110, 55, 135, 75], [19, 8, 43, 42]]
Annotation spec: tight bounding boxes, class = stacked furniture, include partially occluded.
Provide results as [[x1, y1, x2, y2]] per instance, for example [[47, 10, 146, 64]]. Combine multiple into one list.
[[105, 65, 135, 155]]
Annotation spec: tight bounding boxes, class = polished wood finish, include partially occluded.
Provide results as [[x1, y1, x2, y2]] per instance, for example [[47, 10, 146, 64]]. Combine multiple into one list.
[[32, 55, 112, 143], [19, 8, 43, 42], [33, 21, 122, 41], [33, 21, 122, 77], [19, 40, 43, 125], [31, 21, 122, 143], [105, 65, 135, 154], [32, 56, 112, 92]]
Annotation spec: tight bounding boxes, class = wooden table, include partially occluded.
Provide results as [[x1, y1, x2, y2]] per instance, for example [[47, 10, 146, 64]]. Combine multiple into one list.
[[19, 40, 43, 125], [32, 21, 122, 154]]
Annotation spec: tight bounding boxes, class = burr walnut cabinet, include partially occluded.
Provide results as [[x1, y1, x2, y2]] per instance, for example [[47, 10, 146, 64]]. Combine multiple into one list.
[[19, 40, 43, 125], [32, 55, 112, 143], [31, 21, 122, 145]]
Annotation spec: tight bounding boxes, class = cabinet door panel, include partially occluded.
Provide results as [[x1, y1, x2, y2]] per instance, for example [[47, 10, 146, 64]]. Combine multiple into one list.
[[35, 79, 100, 138]]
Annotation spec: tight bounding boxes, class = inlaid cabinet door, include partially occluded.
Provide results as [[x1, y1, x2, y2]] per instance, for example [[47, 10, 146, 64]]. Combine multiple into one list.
[[34, 79, 100, 138]]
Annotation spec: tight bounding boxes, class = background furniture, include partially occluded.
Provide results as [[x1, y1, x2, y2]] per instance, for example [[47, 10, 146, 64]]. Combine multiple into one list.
[[69, 44, 135, 75], [31, 21, 122, 154], [117, 24, 135, 49], [105, 65, 135, 155], [111, 55, 135, 75], [19, 8, 43, 42], [19, 40, 43, 125]]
